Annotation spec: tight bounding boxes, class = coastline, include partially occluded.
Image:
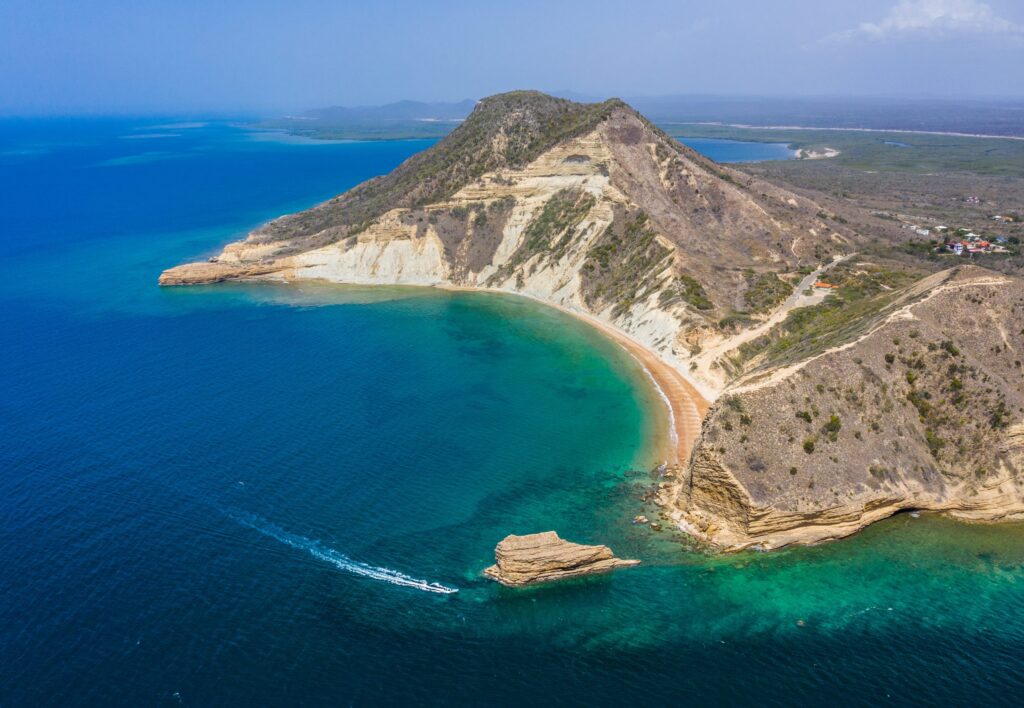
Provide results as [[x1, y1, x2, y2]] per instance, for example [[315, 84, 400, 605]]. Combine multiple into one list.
[[160, 262, 713, 468], [430, 284, 711, 465], [245, 275, 711, 467], [554, 303, 709, 464]]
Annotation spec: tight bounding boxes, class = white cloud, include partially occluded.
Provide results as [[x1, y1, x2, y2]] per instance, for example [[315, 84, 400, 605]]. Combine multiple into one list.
[[827, 0, 1023, 42]]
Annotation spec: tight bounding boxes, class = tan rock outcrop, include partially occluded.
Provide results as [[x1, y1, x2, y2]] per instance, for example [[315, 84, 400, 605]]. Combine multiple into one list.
[[157, 261, 282, 286], [672, 265, 1024, 551], [483, 531, 639, 586]]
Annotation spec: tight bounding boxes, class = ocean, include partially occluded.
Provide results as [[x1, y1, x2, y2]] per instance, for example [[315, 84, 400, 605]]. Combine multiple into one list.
[[1, 119, 1022, 706]]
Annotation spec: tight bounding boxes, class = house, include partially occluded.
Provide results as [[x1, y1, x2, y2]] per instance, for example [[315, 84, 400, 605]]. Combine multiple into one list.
[[947, 243, 964, 255], [814, 281, 840, 289]]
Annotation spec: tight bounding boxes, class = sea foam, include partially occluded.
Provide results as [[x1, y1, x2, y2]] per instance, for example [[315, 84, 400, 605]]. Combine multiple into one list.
[[229, 510, 458, 595]]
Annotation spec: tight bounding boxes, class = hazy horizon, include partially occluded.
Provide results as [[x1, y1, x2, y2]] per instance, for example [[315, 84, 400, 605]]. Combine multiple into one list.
[[3, 0, 1024, 116]]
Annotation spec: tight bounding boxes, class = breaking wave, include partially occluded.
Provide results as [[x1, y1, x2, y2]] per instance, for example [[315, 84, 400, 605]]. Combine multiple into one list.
[[229, 511, 459, 595]]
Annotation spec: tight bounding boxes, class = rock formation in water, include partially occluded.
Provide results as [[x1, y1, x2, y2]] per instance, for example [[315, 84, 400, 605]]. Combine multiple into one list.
[[161, 91, 1024, 550], [484, 532, 639, 586]]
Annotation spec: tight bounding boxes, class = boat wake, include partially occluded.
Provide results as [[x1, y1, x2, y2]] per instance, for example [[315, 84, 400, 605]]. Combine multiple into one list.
[[228, 510, 459, 595]]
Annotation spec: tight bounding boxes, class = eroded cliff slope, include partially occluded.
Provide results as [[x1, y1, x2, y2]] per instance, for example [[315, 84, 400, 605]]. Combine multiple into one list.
[[671, 264, 1024, 549]]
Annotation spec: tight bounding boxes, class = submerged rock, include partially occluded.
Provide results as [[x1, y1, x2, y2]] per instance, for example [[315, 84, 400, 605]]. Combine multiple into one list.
[[483, 531, 639, 587]]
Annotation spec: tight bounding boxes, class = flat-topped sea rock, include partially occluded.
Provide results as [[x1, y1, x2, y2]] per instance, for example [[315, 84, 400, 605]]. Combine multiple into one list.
[[484, 531, 639, 586]]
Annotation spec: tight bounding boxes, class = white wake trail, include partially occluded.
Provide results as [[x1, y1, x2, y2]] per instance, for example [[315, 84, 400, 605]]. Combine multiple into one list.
[[229, 511, 458, 595]]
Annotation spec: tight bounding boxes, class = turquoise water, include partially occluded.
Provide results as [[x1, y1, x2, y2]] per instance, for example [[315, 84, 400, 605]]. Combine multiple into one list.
[[2, 120, 1023, 706], [677, 136, 796, 162]]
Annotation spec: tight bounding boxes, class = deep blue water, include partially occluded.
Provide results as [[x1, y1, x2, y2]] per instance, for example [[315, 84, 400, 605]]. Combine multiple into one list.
[[678, 136, 795, 162], [2, 120, 1024, 707]]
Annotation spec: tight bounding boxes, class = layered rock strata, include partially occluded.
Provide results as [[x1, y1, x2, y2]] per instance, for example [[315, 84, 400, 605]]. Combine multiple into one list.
[[484, 532, 639, 586]]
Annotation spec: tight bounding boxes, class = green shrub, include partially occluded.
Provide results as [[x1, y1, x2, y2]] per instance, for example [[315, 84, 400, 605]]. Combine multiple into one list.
[[823, 414, 842, 441], [676, 275, 713, 311], [743, 272, 793, 314], [925, 428, 945, 457]]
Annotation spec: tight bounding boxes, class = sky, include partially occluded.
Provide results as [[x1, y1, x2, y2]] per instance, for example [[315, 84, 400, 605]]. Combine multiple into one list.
[[2, 0, 1023, 115]]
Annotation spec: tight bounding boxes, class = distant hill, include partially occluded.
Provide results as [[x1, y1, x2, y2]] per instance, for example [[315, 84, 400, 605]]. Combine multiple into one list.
[[266, 94, 1024, 140], [300, 99, 477, 123], [257, 99, 477, 140]]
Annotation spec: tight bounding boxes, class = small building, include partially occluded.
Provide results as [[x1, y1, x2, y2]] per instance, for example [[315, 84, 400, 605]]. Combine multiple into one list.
[[814, 281, 840, 289]]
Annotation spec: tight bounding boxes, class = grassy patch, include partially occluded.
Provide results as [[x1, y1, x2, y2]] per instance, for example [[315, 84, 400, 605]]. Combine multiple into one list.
[[660, 274, 713, 312], [735, 259, 925, 369], [584, 213, 673, 316], [743, 270, 793, 314]]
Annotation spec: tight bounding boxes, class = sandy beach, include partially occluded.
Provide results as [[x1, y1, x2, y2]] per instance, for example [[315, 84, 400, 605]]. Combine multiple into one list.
[[576, 313, 709, 464]]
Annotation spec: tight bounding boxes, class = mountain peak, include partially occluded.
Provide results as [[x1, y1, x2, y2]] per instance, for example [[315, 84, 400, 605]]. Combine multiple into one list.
[[243, 92, 638, 244]]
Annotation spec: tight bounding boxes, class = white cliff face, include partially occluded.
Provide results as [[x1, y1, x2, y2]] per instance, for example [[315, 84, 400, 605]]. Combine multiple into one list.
[[284, 211, 450, 286]]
